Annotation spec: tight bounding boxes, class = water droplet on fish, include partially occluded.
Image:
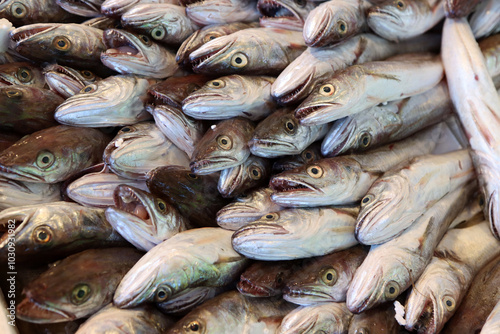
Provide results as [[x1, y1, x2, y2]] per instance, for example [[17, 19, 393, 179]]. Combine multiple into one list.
[[115, 138, 124, 148]]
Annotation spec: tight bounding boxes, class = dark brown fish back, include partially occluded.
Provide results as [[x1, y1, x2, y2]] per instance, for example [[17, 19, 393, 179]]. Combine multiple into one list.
[[148, 74, 213, 107]]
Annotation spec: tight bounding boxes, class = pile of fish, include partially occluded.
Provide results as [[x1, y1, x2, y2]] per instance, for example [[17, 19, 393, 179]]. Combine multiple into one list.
[[0, 0, 499, 333]]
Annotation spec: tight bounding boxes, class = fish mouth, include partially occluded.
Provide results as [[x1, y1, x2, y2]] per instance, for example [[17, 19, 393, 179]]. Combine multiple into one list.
[[249, 138, 296, 155], [102, 29, 146, 60], [269, 176, 317, 193], [216, 204, 263, 226], [10, 24, 57, 45], [44, 64, 87, 94], [182, 93, 229, 106], [410, 298, 437, 334], [104, 133, 145, 162], [237, 279, 273, 297], [101, 0, 137, 17], [0, 164, 44, 182], [304, 10, 331, 47], [258, 0, 302, 25], [368, 7, 402, 26], [0, 74, 15, 86], [0, 211, 32, 249], [17, 298, 74, 323], [176, 30, 198, 65], [283, 286, 332, 304], [295, 104, 333, 121], [190, 157, 238, 174], [234, 223, 289, 237], [275, 72, 313, 105], [190, 41, 233, 71], [114, 185, 153, 229], [354, 200, 386, 241], [324, 117, 355, 156], [56, 0, 101, 16]]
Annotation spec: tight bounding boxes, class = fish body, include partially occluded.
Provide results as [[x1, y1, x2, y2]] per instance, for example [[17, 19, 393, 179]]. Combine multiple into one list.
[[0, 178, 61, 210], [148, 74, 212, 108], [348, 303, 400, 334], [56, 0, 104, 17], [186, 0, 260, 26], [0, 62, 45, 87], [238, 260, 299, 297], [0, 0, 76, 25], [44, 64, 101, 98], [218, 155, 271, 198], [470, 0, 500, 38], [257, 0, 317, 31]]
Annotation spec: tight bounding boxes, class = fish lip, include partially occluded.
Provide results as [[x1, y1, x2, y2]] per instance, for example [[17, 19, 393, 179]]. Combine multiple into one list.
[[182, 92, 229, 106], [295, 103, 334, 121], [354, 200, 386, 242], [283, 286, 333, 303], [304, 10, 331, 47], [43, 64, 86, 86], [269, 176, 318, 193], [56, 0, 101, 15], [113, 185, 154, 230], [409, 297, 438, 334], [234, 223, 289, 237], [148, 90, 180, 108], [257, 0, 302, 23], [0, 164, 44, 182], [0, 74, 15, 86], [102, 29, 145, 60], [325, 117, 355, 156], [0, 212, 32, 248], [275, 72, 314, 104], [368, 7, 402, 26], [101, 0, 138, 17], [16, 298, 74, 323], [249, 138, 296, 152], [10, 24, 58, 45], [237, 279, 273, 297], [190, 157, 238, 174], [189, 41, 233, 72]]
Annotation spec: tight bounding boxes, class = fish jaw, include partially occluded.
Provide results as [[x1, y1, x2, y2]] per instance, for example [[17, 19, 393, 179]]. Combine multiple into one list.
[[321, 117, 356, 156], [295, 102, 339, 126], [232, 223, 291, 260], [56, 0, 102, 17], [404, 293, 439, 334], [113, 262, 160, 308], [273, 69, 315, 105], [182, 92, 234, 118], [258, 0, 304, 31], [269, 174, 324, 207], [9, 24, 59, 50], [248, 137, 299, 158], [189, 37, 235, 73], [283, 286, 335, 305], [303, 4, 332, 47], [0, 209, 34, 256], [101, 0, 138, 17], [0, 162, 46, 182], [105, 208, 157, 251], [17, 298, 75, 323], [190, 157, 242, 175], [346, 266, 384, 313], [43, 64, 88, 98], [237, 279, 275, 297], [367, 7, 405, 42], [176, 29, 200, 65]]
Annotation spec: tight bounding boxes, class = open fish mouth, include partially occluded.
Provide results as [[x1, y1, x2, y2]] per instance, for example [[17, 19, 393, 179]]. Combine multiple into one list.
[[234, 223, 290, 237], [190, 41, 233, 71], [275, 72, 313, 105], [44, 64, 87, 92], [354, 200, 386, 236], [258, 0, 301, 22], [102, 29, 146, 60], [295, 104, 333, 121], [114, 185, 152, 225], [0, 75, 16, 86], [237, 279, 273, 297], [249, 138, 296, 151], [17, 298, 74, 323], [10, 24, 58, 45], [269, 177, 317, 193], [283, 286, 332, 303], [0, 212, 32, 247], [305, 11, 331, 47], [182, 92, 229, 106], [56, 0, 101, 14], [409, 297, 438, 334], [190, 157, 238, 173], [325, 117, 355, 156]]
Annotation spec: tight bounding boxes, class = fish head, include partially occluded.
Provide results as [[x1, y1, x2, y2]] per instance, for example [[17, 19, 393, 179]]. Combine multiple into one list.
[[44, 64, 100, 98], [0, 62, 44, 87], [272, 142, 323, 173], [177, 25, 231, 66], [148, 74, 210, 107], [217, 155, 270, 198], [101, 0, 139, 17], [0, 0, 39, 25], [278, 304, 344, 334], [157, 286, 224, 314], [258, 0, 316, 30], [237, 261, 293, 297], [56, 0, 102, 17]]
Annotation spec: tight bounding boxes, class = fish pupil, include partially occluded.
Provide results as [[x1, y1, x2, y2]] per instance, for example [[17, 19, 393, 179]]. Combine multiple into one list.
[[305, 152, 312, 159], [311, 167, 319, 174], [326, 273, 333, 281], [221, 139, 228, 144], [446, 300, 452, 307], [77, 289, 85, 298], [38, 231, 47, 240], [159, 202, 165, 210], [252, 169, 259, 176], [340, 23, 346, 31], [57, 40, 66, 47], [213, 81, 220, 86], [323, 86, 331, 93], [15, 7, 22, 14], [121, 127, 130, 132], [155, 30, 162, 37], [362, 137, 369, 145], [42, 156, 50, 164], [20, 71, 28, 78], [286, 122, 294, 130], [266, 214, 273, 219], [189, 323, 199, 331], [158, 290, 166, 298], [235, 57, 243, 64], [84, 87, 92, 93], [362, 197, 370, 204], [188, 173, 197, 179], [209, 36, 216, 40], [389, 287, 395, 294]]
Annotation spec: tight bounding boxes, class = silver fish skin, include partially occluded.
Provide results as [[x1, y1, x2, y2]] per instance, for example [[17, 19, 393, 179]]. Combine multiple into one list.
[[405, 218, 500, 334], [121, 4, 201, 45], [186, 0, 260, 26], [257, 0, 318, 31], [0, 177, 61, 210], [470, 0, 500, 38], [156, 286, 227, 315], [113, 227, 249, 308], [481, 298, 500, 334], [101, 0, 178, 17], [105, 184, 189, 251], [56, 0, 104, 17], [75, 303, 174, 334], [182, 75, 277, 121], [216, 188, 284, 230], [101, 29, 178, 79], [367, 0, 445, 42], [303, 0, 369, 47], [249, 108, 330, 158], [442, 18, 500, 239], [54, 75, 153, 127], [346, 182, 475, 314], [295, 56, 444, 126], [44, 64, 101, 99], [355, 149, 475, 245], [231, 206, 359, 260], [103, 122, 190, 180], [189, 28, 306, 75], [277, 302, 353, 334], [218, 155, 271, 198], [269, 123, 442, 207], [190, 117, 255, 175]]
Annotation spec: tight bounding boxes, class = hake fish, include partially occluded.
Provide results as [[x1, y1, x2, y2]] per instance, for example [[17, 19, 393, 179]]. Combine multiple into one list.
[[238, 260, 299, 297], [148, 74, 212, 108], [44, 64, 101, 98], [257, 0, 317, 31], [0, 62, 45, 87], [56, 0, 104, 17], [470, 0, 500, 38], [0, 0, 76, 25], [186, 0, 260, 26], [0, 177, 61, 210], [100, 0, 178, 17]]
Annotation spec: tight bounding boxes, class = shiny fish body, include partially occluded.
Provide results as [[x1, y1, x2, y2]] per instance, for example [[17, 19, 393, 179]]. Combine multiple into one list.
[[470, 0, 500, 39], [237, 260, 299, 297], [231, 206, 359, 260], [148, 74, 212, 108], [0, 177, 61, 210], [0, 0, 76, 25], [56, 0, 104, 17], [186, 0, 260, 26], [101, 0, 178, 17], [0, 62, 45, 87], [355, 149, 475, 245], [257, 0, 317, 31], [218, 155, 271, 198], [44, 64, 101, 98], [182, 75, 276, 121]]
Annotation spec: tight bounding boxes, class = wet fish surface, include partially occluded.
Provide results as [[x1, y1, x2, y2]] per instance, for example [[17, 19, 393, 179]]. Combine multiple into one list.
[[218, 155, 271, 198], [44, 64, 101, 98]]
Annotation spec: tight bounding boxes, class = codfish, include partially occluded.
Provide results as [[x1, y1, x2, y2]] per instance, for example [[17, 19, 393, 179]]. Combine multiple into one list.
[[0, 62, 45, 87], [218, 155, 271, 198], [44, 64, 101, 98]]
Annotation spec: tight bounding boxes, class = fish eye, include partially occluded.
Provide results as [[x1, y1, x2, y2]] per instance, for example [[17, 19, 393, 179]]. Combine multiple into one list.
[[361, 194, 374, 205], [185, 320, 203, 332], [320, 267, 338, 286], [80, 85, 96, 94], [11, 2, 27, 18], [139, 34, 152, 46], [217, 135, 233, 150], [284, 119, 296, 134], [294, 0, 306, 7], [208, 79, 225, 88], [151, 26, 166, 41], [444, 296, 455, 311], [52, 36, 71, 51], [231, 53, 248, 68], [187, 172, 198, 179], [354, 328, 370, 334], [336, 20, 348, 35], [306, 165, 323, 178], [262, 212, 279, 220], [5, 89, 22, 98], [155, 285, 172, 302], [121, 127, 131, 132], [36, 150, 55, 169], [384, 281, 400, 299], [156, 199, 168, 213], [33, 226, 52, 244], [301, 150, 315, 162], [479, 195, 485, 208], [276, 273, 284, 285], [358, 132, 372, 148], [203, 33, 221, 43], [249, 165, 263, 180], [71, 284, 91, 304], [319, 84, 334, 96], [80, 70, 96, 81], [16, 67, 32, 83], [395, 0, 406, 9]]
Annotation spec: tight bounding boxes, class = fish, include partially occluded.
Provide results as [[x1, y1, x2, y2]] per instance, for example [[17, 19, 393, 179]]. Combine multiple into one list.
[[0, 202, 127, 262], [295, 55, 444, 125], [271, 142, 323, 173], [0, 132, 21, 152], [121, 4, 201, 45], [366, 0, 445, 42], [81, 16, 120, 30], [479, 34, 500, 79], [0, 125, 109, 183], [105, 184, 189, 251], [189, 27, 306, 75], [166, 291, 296, 334], [75, 303, 174, 334], [190, 117, 255, 175], [156, 286, 228, 315], [303, 0, 370, 47], [56, 0, 104, 17], [348, 303, 400, 334], [182, 75, 277, 121], [480, 299, 500, 334], [346, 182, 474, 313], [186, 0, 261, 26], [0, 0, 76, 26], [218, 155, 271, 198], [216, 187, 284, 230], [0, 85, 63, 135], [470, 0, 500, 38], [0, 177, 61, 210], [0, 62, 45, 87], [284, 246, 368, 305], [249, 108, 329, 158], [103, 122, 190, 180], [17, 248, 143, 323], [444, 0, 482, 18], [101, 0, 179, 17], [441, 18, 500, 240], [355, 149, 475, 245], [277, 302, 353, 334], [257, 0, 317, 31], [148, 74, 212, 108], [238, 260, 300, 297], [44, 64, 101, 98], [113, 227, 249, 308], [231, 206, 359, 260], [147, 165, 230, 227], [54, 75, 154, 127]]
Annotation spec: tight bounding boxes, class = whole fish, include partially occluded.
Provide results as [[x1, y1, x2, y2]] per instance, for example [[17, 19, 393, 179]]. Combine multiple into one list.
[[295, 56, 444, 125], [166, 291, 296, 334], [442, 18, 500, 239], [54, 75, 154, 127], [249, 108, 329, 158], [238, 260, 299, 297], [355, 149, 475, 245], [148, 74, 212, 108], [303, 0, 370, 47], [186, 0, 260, 26], [113, 228, 249, 308], [366, 0, 445, 41], [147, 165, 230, 227], [0, 125, 108, 183], [0, 62, 45, 87], [190, 117, 255, 174], [189, 28, 306, 75], [100, 0, 178, 17], [44, 64, 101, 98], [277, 302, 353, 334], [470, 0, 500, 38], [346, 183, 474, 314], [218, 155, 271, 198], [17, 248, 143, 323], [0, 0, 76, 25], [103, 122, 190, 180], [0, 178, 61, 210], [105, 184, 189, 251], [270, 124, 441, 207], [257, 0, 317, 31], [284, 246, 368, 305], [121, 4, 201, 45], [481, 299, 500, 334], [232, 206, 359, 260], [75, 304, 174, 334], [0, 85, 63, 135], [444, 0, 482, 18], [216, 187, 284, 230], [156, 286, 227, 315], [272, 142, 323, 173], [272, 33, 440, 105], [56, 0, 104, 17], [182, 75, 277, 121], [0, 202, 126, 262], [176, 22, 259, 67], [348, 303, 400, 334]]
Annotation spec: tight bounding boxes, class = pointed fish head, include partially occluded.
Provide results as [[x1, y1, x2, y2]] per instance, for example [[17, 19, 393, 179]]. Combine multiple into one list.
[[237, 261, 294, 297], [44, 64, 100, 98], [0, 0, 44, 25], [157, 286, 224, 314], [217, 155, 270, 198], [278, 304, 346, 334], [101, 0, 139, 17], [272, 143, 323, 173], [56, 0, 102, 17], [272, 59, 316, 105], [258, 0, 316, 30], [0, 62, 44, 87]]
